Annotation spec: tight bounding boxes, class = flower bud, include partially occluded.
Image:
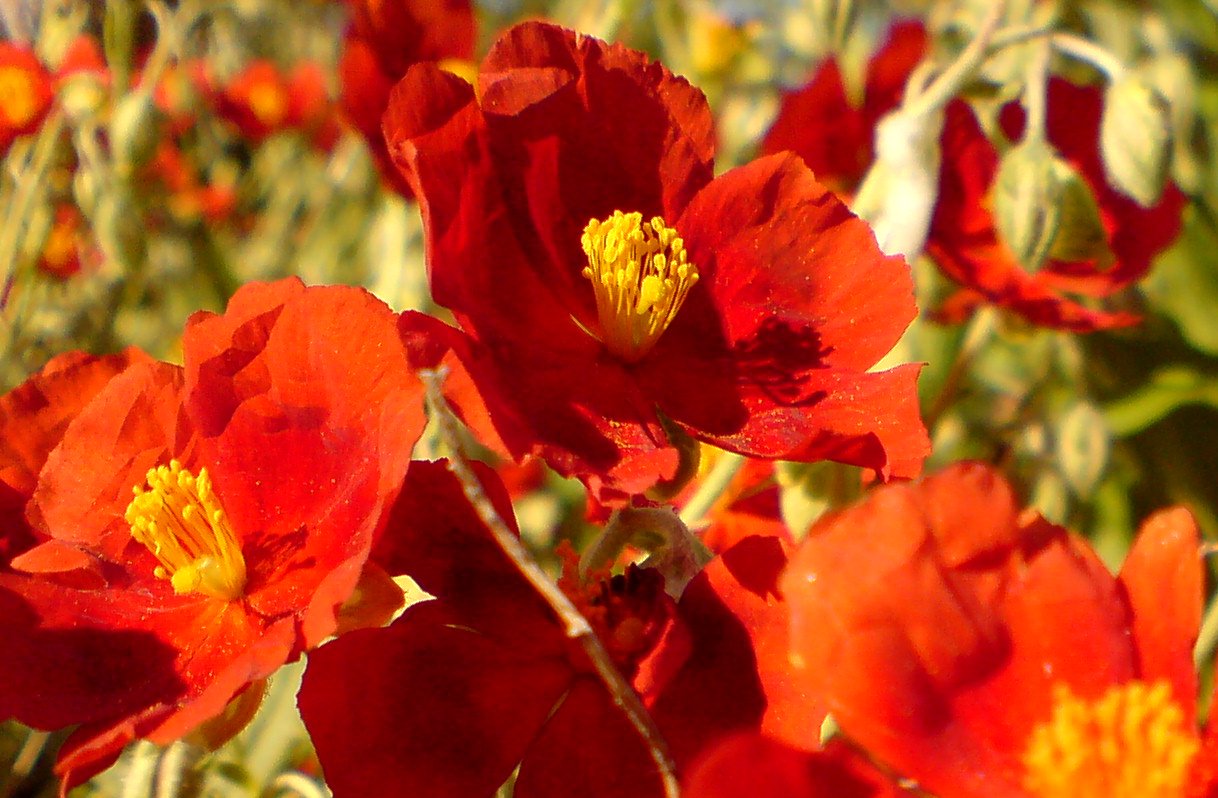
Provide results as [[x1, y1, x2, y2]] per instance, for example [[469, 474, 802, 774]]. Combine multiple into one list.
[[993, 139, 1063, 273], [109, 90, 161, 174], [1047, 160, 1112, 267], [1100, 72, 1171, 207], [1056, 401, 1110, 496]]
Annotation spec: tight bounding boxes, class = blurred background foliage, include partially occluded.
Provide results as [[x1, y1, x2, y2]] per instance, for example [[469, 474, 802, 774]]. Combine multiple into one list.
[[3, 0, 1218, 795]]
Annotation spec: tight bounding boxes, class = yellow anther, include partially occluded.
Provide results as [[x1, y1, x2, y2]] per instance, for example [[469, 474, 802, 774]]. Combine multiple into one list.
[[125, 460, 247, 601], [0, 65, 38, 128], [1023, 680, 1199, 798], [581, 211, 699, 362], [246, 81, 287, 127]]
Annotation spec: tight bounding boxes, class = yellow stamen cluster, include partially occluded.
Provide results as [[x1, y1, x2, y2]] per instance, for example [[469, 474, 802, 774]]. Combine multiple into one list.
[[581, 210, 699, 362], [1023, 680, 1199, 798], [126, 460, 247, 601], [0, 66, 38, 128]]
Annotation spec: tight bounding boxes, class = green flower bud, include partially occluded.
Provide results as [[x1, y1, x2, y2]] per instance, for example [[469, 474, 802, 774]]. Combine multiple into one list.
[[109, 90, 161, 175], [1100, 73, 1171, 207], [993, 139, 1063, 273]]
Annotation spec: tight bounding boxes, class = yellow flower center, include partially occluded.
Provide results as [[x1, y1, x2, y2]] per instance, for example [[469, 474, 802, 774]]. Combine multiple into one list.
[[581, 210, 699, 362], [1023, 680, 1199, 798], [125, 460, 247, 601], [246, 81, 287, 128], [0, 65, 38, 128]]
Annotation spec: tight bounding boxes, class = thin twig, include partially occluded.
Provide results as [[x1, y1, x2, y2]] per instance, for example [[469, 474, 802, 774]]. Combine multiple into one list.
[[905, 0, 1009, 120], [419, 368, 681, 798], [678, 451, 745, 528], [924, 307, 999, 431], [1050, 32, 1127, 80]]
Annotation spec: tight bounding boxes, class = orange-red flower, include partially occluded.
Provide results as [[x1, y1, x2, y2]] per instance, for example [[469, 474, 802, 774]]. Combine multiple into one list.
[[0, 279, 425, 791], [386, 22, 928, 498], [780, 462, 1214, 797], [37, 204, 85, 280], [206, 60, 333, 143], [338, 0, 474, 192], [0, 43, 53, 152]]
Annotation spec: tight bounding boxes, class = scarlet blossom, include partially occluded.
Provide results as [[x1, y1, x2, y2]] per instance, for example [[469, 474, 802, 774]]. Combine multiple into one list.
[[763, 28, 1185, 331], [762, 21, 928, 195], [0, 43, 53, 153], [0, 279, 425, 792], [780, 462, 1216, 797], [385, 21, 928, 498], [926, 81, 1186, 331], [206, 60, 333, 143], [299, 461, 831, 796], [338, 0, 474, 193]]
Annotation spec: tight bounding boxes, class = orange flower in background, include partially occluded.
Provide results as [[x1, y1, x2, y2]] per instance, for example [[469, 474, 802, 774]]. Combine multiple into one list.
[[0, 279, 425, 792], [37, 205, 85, 280], [0, 43, 53, 152], [207, 60, 334, 143], [780, 462, 1215, 797]]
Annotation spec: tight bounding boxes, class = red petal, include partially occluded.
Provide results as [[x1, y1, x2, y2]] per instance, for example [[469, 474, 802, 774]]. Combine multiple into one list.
[[184, 281, 425, 643], [1118, 506, 1203, 725], [683, 734, 914, 798], [780, 463, 1137, 798], [0, 349, 143, 560], [299, 601, 573, 798], [516, 677, 665, 798]]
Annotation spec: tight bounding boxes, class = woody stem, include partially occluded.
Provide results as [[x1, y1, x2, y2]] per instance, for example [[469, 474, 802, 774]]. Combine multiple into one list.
[[420, 368, 681, 798]]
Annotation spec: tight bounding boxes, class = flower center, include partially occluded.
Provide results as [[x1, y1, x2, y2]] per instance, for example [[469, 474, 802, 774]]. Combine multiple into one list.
[[246, 81, 287, 128], [1022, 680, 1199, 798], [125, 460, 247, 601], [0, 65, 38, 128], [581, 210, 698, 362]]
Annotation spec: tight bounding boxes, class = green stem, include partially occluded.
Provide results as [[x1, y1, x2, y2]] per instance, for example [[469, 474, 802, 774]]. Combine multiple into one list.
[[0, 111, 65, 302], [1050, 32, 1126, 80], [924, 307, 999, 431], [904, 0, 1008, 120], [679, 452, 745, 528], [1195, 587, 1218, 670]]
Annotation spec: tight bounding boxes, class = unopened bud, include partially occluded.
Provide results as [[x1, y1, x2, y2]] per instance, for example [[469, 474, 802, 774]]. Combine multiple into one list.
[[1144, 55, 1199, 193], [109, 90, 161, 174], [993, 139, 1063, 273], [57, 74, 107, 123], [1056, 401, 1110, 496], [1048, 160, 1112, 267], [1100, 73, 1171, 207]]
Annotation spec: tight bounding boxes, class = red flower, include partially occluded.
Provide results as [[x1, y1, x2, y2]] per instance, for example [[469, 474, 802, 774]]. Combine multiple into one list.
[[0, 43, 53, 152], [300, 461, 831, 796], [926, 81, 1186, 330], [763, 27, 1185, 331], [762, 21, 928, 195], [780, 462, 1214, 797], [298, 459, 677, 798], [0, 279, 425, 791], [207, 60, 333, 143], [338, 0, 475, 192], [386, 21, 928, 498]]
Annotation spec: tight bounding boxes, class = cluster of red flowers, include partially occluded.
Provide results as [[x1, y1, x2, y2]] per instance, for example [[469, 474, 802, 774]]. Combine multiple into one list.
[[0, 8, 1204, 798]]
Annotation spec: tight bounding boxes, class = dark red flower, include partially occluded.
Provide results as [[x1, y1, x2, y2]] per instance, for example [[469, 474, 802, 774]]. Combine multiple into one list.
[[338, 0, 475, 192], [0, 43, 53, 153], [301, 460, 831, 796], [780, 462, 1213, 797], [0, 279, 425, 791], [386, 21, 928, 498], [762, 21, 928, 195], [299, 459, 674, 798], [926, 81, 1186, 331]]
